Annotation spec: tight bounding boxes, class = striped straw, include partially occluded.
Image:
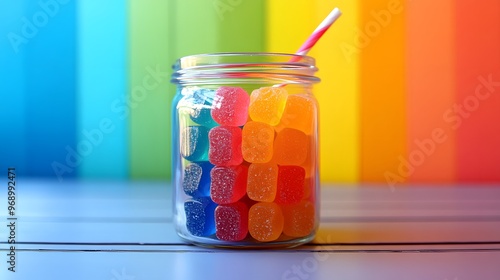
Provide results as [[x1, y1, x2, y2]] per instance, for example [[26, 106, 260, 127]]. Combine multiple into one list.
[[277, 7, 341, 86], [295, 7, 342, 57]]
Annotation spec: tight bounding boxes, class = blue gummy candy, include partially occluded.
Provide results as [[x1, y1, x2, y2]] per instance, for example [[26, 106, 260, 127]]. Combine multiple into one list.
[[181, 126, 209, 162], [183, 162, 214, 197], [184, 197, 216, 237], [190, 89, 218, 128]]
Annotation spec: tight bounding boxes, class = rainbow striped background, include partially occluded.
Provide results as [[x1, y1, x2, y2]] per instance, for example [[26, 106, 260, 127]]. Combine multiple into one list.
[[1, 0, 499, 185]]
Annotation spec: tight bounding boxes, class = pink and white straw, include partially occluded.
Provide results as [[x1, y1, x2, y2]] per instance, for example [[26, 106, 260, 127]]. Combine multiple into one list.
[[276, 7, 341, 87], [295, 7, 342, 57]]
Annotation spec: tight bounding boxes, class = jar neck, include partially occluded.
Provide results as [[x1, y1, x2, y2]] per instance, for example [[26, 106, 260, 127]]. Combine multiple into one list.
[[171, 53, 320, 86]]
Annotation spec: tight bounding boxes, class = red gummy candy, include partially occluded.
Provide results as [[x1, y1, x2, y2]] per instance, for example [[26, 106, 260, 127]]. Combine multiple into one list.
[[215, 202, 249, 241], [275, 166, 305, 204], [210, 165, 248, 204], [209, 126, 243, 166], [211, 86, 250, 126]]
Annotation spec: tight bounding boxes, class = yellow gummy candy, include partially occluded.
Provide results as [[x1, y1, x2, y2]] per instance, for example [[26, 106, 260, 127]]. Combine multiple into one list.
[[247, 163, 278, 202], [248, 202, 284, 242], [249, 87, 288, 126]]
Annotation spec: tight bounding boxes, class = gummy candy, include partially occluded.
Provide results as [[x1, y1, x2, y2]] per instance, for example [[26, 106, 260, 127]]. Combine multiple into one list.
[[248, 202, 284, 242], [215, 202, 249, 241], [184, 197, 216, 237], [181, 126, 209, 162], [211, 86, 250, 126], [249, 87, 288, 126], [189, 88, 218, 128], [277, 94, 316, 134], [273, 128, 308, 165], [247, 163, 278, 202], [182, 162, 213, 197], [210, 165, 248, 204], [282, 201, 315, 237], [209, 126, 243, 166], [275, 166, 305, 204], [242, 121, 274, 163]]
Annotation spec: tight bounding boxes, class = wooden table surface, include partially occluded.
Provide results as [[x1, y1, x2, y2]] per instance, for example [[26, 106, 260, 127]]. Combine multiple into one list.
[[1, 180, 499, 280]]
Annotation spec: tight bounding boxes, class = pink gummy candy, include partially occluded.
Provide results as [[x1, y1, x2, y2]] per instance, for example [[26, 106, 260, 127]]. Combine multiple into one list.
[[275, 166, 305, 204], [215, 202, 249, 241], [209, 126, 243, 166], [211, 86, 250, 126], [210, 165, 248, 204]]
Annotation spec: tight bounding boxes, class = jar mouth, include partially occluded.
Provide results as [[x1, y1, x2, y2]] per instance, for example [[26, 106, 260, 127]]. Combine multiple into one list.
[[171, 52, 320, 86]]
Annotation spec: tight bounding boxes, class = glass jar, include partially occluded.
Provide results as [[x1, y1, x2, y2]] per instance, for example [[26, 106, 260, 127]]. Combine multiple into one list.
[[171, 53, 320, 248]]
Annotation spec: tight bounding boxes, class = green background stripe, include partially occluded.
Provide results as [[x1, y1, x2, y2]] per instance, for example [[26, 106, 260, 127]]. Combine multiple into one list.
[[129, 0, 172, 179], [130, 0, 266, 179]]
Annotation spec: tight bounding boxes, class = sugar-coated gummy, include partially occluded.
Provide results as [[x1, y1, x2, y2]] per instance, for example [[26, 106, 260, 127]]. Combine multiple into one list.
[[273, 128, 309, 165], [247, 163, 278, 202], [275, 166, 305, 204], [282, 201, 315, 237], [277, 94, 316, 134], [249, 87, 288, 126], [242, 121, 275, 163], [182, 162, 214, 197], [209, 126, 243, 166], [215, 202, 249, 241], [211, 86, 250, 126], [184, 197, 217, 237], [210, 165, 248, 204], [189, 88, 218, 128], [248, 202, 284, 242], [180, 126, 209, 162]]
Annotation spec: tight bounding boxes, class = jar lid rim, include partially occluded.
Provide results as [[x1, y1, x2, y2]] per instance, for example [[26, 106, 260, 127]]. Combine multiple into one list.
[[178, 52, 315, 59], [174, 52, 317, 70]]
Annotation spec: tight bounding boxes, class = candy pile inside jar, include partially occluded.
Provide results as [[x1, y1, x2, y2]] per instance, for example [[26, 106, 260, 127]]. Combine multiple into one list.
[[178, 85, 317, 243]]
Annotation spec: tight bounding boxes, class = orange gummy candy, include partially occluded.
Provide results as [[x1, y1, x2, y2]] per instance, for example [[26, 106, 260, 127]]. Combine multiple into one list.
[[249, 87, 288, 126], [282, 201, 315, 237], [273, 128, 309, 165], [242, 121, 275, 163], [248, 202, 284, 242], [277, 94, 316, 135], [247, 163, 278, 202], [301, 136, 315, 178]]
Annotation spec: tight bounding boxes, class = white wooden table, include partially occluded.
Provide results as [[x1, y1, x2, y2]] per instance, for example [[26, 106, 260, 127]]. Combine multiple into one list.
[[1, 180, 499, 279]]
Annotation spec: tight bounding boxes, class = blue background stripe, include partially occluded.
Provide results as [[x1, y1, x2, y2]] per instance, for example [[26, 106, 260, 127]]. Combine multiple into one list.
[[0, 1, 27, 176], [77, 0, 128, 179], [23, 0, 77, 179]]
